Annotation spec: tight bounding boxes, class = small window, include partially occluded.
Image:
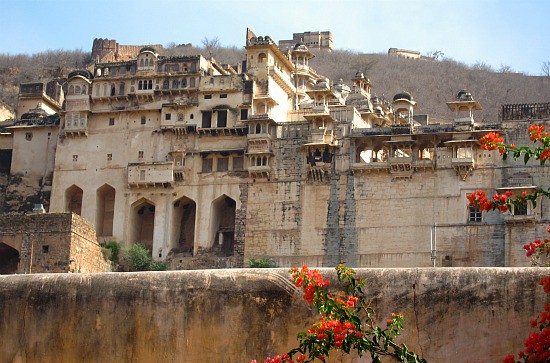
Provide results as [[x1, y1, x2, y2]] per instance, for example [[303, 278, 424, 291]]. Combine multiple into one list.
[[138, 151, 144, 159], [202, 111, 212, 128], [220, 94, 227, 99], [107, 154, 112, 161], [240, 109, 248, 121], [109, 118, 115, 126], [233, 156, 244, 171], [165, 113, 172, 121], [141, 116, 146, 125], [181, 78, 187, 88], [204, 94, 212, 100], [177, 113, 184, 121], [140, 170, 145, 181], [217, 157, 228, 172], [25, 132, 33, 141], [72, 155, 78, 162], [42, 245, 49, 253], [514, 200, 528, 216], [202, 158, 213, 173], [468, 205, 482, 222], [217, 110, 227, 128]]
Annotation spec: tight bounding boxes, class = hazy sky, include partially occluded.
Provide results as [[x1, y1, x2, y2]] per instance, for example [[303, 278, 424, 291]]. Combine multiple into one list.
[[2, 0, 549, 75]]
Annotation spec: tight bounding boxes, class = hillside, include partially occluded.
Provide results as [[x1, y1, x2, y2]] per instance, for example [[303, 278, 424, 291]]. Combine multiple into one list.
[[1, 45, 549, 122]]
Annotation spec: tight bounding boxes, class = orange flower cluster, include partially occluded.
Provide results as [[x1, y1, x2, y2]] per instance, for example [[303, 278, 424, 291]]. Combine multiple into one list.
[[480, 132, 505, 154], [529, 124, 549, 142], [252, 353, 306, 363], [291, 266, 330, 304], [466, 191, 493, 211], [524, 239, 550, 258], [306, 315, 362, 349], [387, 312, 404, 326]]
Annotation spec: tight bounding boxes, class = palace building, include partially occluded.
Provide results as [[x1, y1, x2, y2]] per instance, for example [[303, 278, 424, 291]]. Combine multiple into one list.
[[0, 29, 548, 271]]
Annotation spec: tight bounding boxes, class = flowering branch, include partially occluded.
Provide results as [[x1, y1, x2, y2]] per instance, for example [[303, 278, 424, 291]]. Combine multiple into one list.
[[251, 265, 426, 363], [468, 124, 550, 362]]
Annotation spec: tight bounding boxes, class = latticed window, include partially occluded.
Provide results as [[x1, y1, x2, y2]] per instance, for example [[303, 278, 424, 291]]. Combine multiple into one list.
[[514, 200, 528, 216], [202, 158, 213, 173], [468, 205, 482, 222], [217, 157, 228, 172]]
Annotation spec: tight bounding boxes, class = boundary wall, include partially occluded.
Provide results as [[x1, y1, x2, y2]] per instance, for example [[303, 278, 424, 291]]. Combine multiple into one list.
[[0, 268, 548, 362]]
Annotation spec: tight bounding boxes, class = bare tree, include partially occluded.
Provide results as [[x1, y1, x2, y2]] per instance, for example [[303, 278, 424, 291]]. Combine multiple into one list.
[[472, 61, 494, 72], [426, 50, 444, 61], [498, 64, 514, 74], [542, 61, 550, 77], [201, 37, 221, 59]]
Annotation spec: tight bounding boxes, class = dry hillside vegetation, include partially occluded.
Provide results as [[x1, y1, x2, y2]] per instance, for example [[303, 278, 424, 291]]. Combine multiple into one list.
[[1, 45, 549, 122]]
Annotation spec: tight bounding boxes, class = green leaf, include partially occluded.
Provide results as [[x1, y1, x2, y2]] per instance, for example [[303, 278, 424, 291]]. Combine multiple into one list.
[[524, 152, 531, 164]]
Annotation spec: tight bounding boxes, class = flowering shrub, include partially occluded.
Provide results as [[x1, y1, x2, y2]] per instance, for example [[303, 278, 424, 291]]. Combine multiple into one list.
[[251, 265, 426, 363], [467, 124, 550, 362]]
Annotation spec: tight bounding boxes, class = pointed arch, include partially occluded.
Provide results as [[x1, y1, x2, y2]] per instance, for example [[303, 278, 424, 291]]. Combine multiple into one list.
[[96, 184, 116, 237], [65, 184, 83, 216], [129, 198, 155, 253], [172, 196, 196, 255], [210, 194, 236, 256], [0, 243, 19, 274]]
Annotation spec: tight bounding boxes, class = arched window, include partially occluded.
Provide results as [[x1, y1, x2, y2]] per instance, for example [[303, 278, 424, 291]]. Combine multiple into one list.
[[255, 123, 261, 134], [258, 53, 267, 63], [148, 80, 153, 89], [140, 59, 144, 67], [262, 156, 267, 165], [81, 85, 87, 95], [181, 78, 187, 88], [138, 80, 143, 90], [172, 79, 179, 88], [110, 84, 116, 96], [119, 82, 125, 95], [165, 64, 170, 72], [189, 78, 195, 88], [68, 85, 74, 95], [163, 79, 169, 89]]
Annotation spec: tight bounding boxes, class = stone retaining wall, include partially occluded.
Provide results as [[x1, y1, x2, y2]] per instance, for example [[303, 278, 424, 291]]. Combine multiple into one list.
[[0, 268, 548, 362]]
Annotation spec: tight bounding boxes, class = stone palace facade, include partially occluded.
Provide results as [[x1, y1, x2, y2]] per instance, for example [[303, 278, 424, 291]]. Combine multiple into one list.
[[0, 29, 548, 270]]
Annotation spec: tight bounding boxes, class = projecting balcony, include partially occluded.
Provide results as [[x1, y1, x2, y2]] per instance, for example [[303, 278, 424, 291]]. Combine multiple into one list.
[[451, 156, 475, 180], [127, 162, 174, 188], [247, 139, 272, 154], [307, 129, 334, 145], [388, 156, 413, 179], [295, 64, 310, 75], [63, 119, 88, 137], [248, 165, 270, 179]]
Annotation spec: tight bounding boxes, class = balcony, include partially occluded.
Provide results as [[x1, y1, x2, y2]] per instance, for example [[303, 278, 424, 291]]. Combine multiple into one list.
[[127, 162, 174, 188], [63, 117, 88, 137], [247, 139, 272, 154], [248, 165, 270, 178], [451, 155, 475, 180], [307, 129, 334, 145]]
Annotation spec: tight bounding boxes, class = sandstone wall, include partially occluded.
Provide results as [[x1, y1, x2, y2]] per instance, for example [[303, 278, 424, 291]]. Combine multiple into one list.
[[0, 268, 547, 363], [0, 213, 110, 273]]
